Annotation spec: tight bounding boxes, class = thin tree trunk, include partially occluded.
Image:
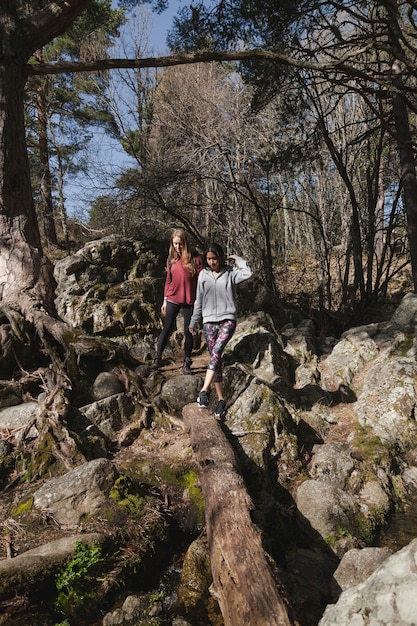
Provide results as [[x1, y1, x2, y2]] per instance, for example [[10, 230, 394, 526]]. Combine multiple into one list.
[[55, 143, 71, 253], [183, 404, 292, 626], [375, 149, 386, 259]]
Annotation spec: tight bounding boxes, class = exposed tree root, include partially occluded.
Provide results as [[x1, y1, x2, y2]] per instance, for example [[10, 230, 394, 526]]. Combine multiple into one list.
[[0, 299, 143, 474]]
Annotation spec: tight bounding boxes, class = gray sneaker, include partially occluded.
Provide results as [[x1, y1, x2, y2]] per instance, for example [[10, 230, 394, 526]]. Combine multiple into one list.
[[197, 390, 209, 408], [215, 399, 227, 418]]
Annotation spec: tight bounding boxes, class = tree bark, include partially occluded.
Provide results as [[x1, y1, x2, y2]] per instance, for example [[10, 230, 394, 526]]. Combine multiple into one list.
[[0, 1, 90, 309], [35, 49, 58, 247], [0, 7, 50, 307], [183, 404, 292, 626], [383, 0, 417, 292]]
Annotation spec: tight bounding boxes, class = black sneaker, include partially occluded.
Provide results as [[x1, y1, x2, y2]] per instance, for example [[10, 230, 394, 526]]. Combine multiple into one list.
[[182, 358, 192, 375], [215, 399, 227, 418], [197, 390, 209, 408], [151, 358, 161, 370]]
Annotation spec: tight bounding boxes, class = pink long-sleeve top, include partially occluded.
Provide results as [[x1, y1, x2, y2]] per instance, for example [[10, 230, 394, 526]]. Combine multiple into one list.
[[164, 254, 203, 305]]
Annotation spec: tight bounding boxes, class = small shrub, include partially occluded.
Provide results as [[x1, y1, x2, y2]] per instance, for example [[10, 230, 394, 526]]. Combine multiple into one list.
[[55, 541, 105, 616]]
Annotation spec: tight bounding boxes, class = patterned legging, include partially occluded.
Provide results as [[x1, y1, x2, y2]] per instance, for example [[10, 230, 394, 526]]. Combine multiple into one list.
[[203, 320, 236, 383]]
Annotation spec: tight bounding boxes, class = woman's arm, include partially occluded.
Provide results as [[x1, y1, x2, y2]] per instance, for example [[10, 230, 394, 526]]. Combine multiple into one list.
[[189, 274, 204, 332], [161, 258, 172, 313], [229, 255, 252, 284]]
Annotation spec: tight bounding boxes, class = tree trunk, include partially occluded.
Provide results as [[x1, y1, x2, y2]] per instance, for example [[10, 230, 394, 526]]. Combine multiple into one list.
[[0, 1, 90, 309], [36, 49, 58, 248], [391, 69, 417, 292], [183, 404, 292, 626], [384, 0, 417, 292], [0, 11, 53, 309]]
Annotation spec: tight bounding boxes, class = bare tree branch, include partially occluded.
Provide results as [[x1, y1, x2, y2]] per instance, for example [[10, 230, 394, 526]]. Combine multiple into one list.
[[26, 46, 376, 78]]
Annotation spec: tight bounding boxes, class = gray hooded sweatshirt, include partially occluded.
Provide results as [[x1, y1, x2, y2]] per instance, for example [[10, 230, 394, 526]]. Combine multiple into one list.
[[189, 256, 252, 328]]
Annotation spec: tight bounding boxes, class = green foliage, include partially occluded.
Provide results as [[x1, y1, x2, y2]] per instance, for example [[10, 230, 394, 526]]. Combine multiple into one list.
[[55, 541, 105, 614], [10, 496, 34, 518], [24, 0, 126, 243], [110, 475, 146, 516], [167, 0, 301, 53], [149, 591, 165, 602], [353, 424, 389, 465], [159, 466, 205, 524], [335, 525, 353, 539], [399, 334, 414, 356], [324, 526, 353, 546]]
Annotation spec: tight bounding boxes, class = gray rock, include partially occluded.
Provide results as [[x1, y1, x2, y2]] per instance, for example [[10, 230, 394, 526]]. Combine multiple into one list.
[[389, 292, 417, 327], [331, 546, 393, 596], [0, 440, 12, 456], [0, 401, 39, 441], [226, 312, 289, 384], [178, 538, 211, 610], [33, 458, 118, 526], [0, 393, 21, 409], [92, 371, 124, 400], [0, 533, 103, 599], [282, 319, 320, 387], [103, 594, 146, 625], [354, 356, 417, 448], [310, 442, 355, 488], [160, 375, 203, 412], [102, 607, 124, 626], [320, 329, 378, 392], [402, 466, 417, 491], [320, 538, 417, 625], [226, 379, 298, 468], [296, 479, 358, 539], [79, 393, 135, 440], [358, 480, 390, 517], [172, 618, 193, 626], [53, 236, 164, 338]]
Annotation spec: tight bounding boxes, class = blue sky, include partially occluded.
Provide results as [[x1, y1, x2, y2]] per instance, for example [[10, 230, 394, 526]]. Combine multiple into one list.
[[114, 0, 181, 53], [65, 2, 182, 220], [147, 2, 180, 51]]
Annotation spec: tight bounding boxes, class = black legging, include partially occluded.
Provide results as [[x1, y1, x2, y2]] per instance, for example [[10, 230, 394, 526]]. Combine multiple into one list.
[[156, 301, 194, 361]]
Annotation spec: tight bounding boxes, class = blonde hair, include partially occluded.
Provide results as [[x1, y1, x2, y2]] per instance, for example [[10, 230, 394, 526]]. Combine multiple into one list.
[[168, 229, 196, 275]]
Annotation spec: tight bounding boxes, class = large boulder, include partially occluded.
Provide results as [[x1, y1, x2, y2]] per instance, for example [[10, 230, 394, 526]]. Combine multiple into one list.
[[354, 355, 417, 449], [225, 312, 290, 384], [226, 379, 298, 469], [319, 538, 417, 625], [160, 375, 203, 413], [54, 236, 166, 341], [310, 442, 355, 489], [331, 546, 393, 597], [296, 478, 358, 539], [78, 393, 135, 441], [319, 328, 379, 393], [33, 458, 118, 526], [282, 319, 320, 387]]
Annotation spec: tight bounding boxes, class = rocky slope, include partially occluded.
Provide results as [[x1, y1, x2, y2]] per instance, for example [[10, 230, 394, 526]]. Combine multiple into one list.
[[1, 236, 417, 626]]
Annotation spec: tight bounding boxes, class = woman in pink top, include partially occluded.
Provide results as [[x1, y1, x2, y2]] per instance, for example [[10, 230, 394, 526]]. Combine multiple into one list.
[[152, 229, 203, 374]]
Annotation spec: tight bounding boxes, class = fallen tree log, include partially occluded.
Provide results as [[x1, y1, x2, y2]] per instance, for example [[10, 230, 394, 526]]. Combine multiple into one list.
[[183, 404, 292, 626]]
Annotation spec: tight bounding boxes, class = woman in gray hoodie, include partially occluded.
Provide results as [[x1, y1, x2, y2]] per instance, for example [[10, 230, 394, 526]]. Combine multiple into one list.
[[189, 243, 252, 418]]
